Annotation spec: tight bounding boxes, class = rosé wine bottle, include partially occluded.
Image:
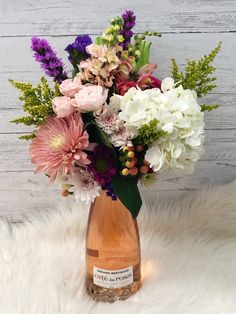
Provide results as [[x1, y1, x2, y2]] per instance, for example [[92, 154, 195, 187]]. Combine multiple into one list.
[[86, 191, 141, 302]]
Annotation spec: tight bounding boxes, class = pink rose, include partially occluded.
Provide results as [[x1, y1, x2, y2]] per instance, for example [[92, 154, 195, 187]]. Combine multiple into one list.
[[52, 96, 76, 117], [86, 44, 107, 59], [74, 85, 108, 112], [59, 77, 84, 97]]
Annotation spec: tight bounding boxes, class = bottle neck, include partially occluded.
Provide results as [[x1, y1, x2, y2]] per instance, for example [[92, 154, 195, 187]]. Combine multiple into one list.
[[91, 190, 135, 223], [86, 190, 139, 247]]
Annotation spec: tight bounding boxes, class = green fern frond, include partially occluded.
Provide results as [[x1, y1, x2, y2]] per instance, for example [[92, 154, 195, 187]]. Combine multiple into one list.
[[171, 42, 222, 98]]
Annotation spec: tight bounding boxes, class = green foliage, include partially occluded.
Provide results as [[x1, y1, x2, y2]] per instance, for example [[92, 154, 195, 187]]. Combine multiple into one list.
[[171, 42, 222, 98], [201, 104, 220, 112], [136, 119, 167, 146], [85, 120, 113, 149], [111, 176, 142, 218], [10, 77, 60, 139], [134, 40, 152, 71], [135, 31, 161, 42], [127, 32, 161, 70], [96, 16, 124, 46], [85, 120, 117, 163], [19, 134, 36, 140]]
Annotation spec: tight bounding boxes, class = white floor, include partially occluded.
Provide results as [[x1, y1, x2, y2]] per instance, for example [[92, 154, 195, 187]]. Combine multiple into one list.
[[0, 181, 236, 313]]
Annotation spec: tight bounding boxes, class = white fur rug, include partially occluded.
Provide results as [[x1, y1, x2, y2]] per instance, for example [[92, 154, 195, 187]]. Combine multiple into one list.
[[0, 182, 236, 314]]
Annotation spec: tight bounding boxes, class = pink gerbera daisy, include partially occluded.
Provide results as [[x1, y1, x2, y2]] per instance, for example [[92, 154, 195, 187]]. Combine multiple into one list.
[[30, 113, 90, 181]]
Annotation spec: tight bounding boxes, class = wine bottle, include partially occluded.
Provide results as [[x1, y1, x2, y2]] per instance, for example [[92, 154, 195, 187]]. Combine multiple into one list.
[[86, 191, 141, 302]]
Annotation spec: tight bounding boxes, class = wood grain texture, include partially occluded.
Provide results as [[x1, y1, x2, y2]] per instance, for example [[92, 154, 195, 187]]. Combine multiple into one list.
[[0, 0, 235, 36], [0, 0, 235, 218]]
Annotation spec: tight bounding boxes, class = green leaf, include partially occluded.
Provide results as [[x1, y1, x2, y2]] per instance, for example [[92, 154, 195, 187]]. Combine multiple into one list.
[[135, 40, 152, 71], [85, 120, 113, 149], [72, 66, 79, 79], [85, 120, 117, 163], [111, 176, 142, 218]]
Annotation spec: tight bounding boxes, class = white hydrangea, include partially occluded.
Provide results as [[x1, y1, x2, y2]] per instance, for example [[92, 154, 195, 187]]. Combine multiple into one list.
[[110, 78, 205, 172]]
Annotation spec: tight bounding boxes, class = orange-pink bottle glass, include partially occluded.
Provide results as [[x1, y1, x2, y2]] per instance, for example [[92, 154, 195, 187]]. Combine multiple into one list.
[[86, 191, 141, 302]]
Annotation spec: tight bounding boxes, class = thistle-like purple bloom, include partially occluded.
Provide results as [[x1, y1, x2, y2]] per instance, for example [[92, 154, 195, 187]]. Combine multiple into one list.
[[120, 10, 136, 50], [31, 36, 67, 83], [65, 35, 92, 66]]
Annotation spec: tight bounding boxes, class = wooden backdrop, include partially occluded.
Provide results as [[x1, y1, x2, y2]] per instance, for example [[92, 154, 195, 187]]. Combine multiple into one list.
[[0, 0, 235, 219]]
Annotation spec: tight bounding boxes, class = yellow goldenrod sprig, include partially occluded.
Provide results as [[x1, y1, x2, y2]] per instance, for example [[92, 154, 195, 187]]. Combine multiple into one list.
[[10, 77, 60, 139], [171, 42, 222, 98]]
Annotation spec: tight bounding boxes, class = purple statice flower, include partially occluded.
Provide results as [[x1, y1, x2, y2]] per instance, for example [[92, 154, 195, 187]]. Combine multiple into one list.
[[31, 36, 68, 83], [102, 184, 117, 201], [119, 10, 136, 50], [88, 145, 117, 187], [65, 35, 92, 66]]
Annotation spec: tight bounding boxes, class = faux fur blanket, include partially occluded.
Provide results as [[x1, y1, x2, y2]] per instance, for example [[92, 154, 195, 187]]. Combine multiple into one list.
[[0, 182, 236, 313]]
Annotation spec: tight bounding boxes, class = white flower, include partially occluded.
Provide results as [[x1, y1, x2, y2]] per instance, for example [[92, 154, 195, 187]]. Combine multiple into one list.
[[145, 146, 165, 171], [161, 77, 175, 92], [109, 95, 122, 112], [113, 79, 205, 172], [63, 169, 101, 204]]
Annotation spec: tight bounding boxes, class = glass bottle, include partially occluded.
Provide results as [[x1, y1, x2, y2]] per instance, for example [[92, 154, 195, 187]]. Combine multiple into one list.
[[86, 190, 141, 302]]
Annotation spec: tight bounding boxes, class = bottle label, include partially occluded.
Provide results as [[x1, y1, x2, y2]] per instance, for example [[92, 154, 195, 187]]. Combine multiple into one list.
[[93, 266, 133, 289]]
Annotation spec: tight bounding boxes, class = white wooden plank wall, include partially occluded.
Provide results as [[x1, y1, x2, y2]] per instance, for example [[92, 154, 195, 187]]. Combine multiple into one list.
[[0, 0, 235, 219]]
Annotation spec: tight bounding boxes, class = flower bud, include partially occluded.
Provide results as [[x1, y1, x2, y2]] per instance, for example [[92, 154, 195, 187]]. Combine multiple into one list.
[[127, 151, 135, 158], [140, 165, 149, 174], [122, 168, 129, 176], [129, 167, 138, 176]]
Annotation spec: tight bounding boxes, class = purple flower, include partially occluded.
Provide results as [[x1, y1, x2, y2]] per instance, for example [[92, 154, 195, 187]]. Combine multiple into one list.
[[65, 35, 92, 65], [102, 184, 117, 201], [119, 10, 136, 50], [31, 36, 68, 83], [88, 145, 117, 187]]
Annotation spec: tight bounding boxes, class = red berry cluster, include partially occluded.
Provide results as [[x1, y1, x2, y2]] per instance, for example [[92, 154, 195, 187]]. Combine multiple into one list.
[[119, 145, 151, 177]]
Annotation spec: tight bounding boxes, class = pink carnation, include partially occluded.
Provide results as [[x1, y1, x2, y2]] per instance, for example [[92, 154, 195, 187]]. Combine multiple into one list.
[[30, 113, 90, 182]]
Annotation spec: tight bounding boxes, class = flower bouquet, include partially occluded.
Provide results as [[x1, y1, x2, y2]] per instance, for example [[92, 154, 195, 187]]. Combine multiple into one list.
[[11, 10, 221, 301]]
